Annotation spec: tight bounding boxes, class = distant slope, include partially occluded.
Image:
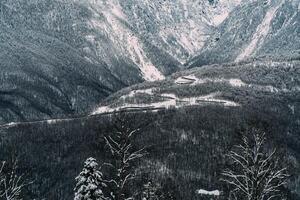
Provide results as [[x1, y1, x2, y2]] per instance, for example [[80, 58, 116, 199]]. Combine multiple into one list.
[[92, 60, 300, 115], [0, 19, 133, 122], [188, 0, 300, 67], [1, 60, 299, 200]]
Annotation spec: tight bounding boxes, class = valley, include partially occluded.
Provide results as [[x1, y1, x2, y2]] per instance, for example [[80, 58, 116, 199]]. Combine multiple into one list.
[[0, 0, 299, 199]]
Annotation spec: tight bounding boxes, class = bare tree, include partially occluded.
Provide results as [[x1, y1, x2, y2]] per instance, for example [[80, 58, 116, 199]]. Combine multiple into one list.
[[0, 159, 31, 200], [222, 129, 288, 200], [104, 114, 147, 200]]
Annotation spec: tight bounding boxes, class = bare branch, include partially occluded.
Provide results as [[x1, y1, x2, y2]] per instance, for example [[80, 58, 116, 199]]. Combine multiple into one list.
[[222, 130, 288, 200]]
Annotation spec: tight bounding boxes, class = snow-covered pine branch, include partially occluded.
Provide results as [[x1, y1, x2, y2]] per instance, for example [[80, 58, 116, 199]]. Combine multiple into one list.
[[74, 157, 109, 200], [142, 181, 162, 200], [221, 129, 288, 200]]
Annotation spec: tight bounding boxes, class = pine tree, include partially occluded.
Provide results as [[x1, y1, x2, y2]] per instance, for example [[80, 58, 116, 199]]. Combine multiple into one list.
[[74, 157, 108, 200], [142, 181, 161, 200], [160, 178, 181, 200]]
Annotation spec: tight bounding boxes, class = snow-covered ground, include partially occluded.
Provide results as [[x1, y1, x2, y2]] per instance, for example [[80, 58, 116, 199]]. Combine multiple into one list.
[[0, 118, 76, 129], [92, 69, 299, 115], [124, 88, 154, 99], [92, 91, 240, 115], [174, 74, 299, 93], [197, 189, 220, 196], [175, 75, 246, 87]]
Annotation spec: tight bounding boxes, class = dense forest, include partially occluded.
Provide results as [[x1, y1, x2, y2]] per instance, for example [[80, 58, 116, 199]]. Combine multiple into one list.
[[0, 99, 299, 199]]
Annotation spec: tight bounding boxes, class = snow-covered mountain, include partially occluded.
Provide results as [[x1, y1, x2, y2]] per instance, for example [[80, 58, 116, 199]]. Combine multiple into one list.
[[0, 0, 299, 123], [0, 0, 241, 122], [91, 60, 300, 115], [2, 59, 299, 200], [189, 0, 300, 67]]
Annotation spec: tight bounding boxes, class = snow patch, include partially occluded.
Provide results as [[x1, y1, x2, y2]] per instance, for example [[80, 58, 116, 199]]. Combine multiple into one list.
[[175, 75, 199, 84], [174, 75, 290, 93], [108, 0, 126, 21], [212, 12, 229, 26], [127, 35, 165, 81], [123, 88, 154, 99], [91, 92, 240, 115], [180, 132, 188, 141], [46, 119, 60, 125], [179, 35, 195, 53], [229, 78, 246, 87], [236, 2, 283, 62], [175, 75, 246, 87], [1, 122, 18, 128], [197, 189, 220, 196]]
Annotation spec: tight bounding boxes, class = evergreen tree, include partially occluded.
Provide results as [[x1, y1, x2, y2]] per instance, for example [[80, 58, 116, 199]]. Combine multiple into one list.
[[74, 157, 108, 200], [142, 181, 161, 200], [161, 178, 181, 200]]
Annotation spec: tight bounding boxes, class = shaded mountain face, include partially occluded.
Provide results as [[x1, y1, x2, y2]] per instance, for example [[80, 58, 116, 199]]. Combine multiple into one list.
[[189, 0, 300, 67], [0, 0, 241, 123], [1, 60, 299, 199]]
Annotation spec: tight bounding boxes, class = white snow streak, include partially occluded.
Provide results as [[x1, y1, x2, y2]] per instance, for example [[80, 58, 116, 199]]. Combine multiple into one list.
[[88, 0, 164, 81], [175, 75, 200, 84], [236, 2, 282, 62], [197, 189, 220, 196], [3, 122, 18, 128], [47, 119, 61, 125], [127, 35, 165, 81], [210, 0, 242, 26], [108, 1, 126, 21], [212, 12, 229, 26], [175, 75, 246, 87]]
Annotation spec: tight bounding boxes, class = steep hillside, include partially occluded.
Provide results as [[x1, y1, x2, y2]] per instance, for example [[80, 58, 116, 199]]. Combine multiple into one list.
[[0, 60, 299, 200], [0, 0, 242, 123], [92, 60, 300, 115], [189, 0, 300, 67]]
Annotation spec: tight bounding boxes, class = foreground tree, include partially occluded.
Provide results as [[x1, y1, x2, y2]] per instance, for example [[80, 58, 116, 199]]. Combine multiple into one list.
[[0, 160, 30, 200], [222, 129, 288, 200], [104, 114, 147, 200], [74, 157, 108, 200]]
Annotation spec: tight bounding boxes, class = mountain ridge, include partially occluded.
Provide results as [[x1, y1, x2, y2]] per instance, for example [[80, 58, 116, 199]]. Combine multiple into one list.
[[189, 0, 300, 67], [0, 0, 243, 123]]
